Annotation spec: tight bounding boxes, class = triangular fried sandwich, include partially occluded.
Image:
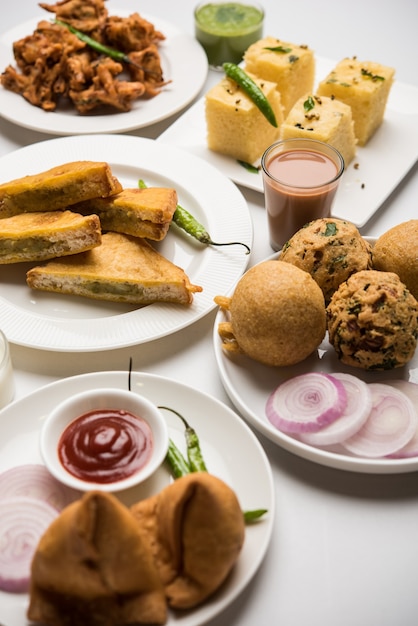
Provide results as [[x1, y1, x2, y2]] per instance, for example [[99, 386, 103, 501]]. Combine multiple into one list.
[[26, 231, 202, 305]]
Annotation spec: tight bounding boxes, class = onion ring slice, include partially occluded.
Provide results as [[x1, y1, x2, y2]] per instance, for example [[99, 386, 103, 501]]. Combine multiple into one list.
[[266, 372, 347, 434], [342, 383, 418, 458]]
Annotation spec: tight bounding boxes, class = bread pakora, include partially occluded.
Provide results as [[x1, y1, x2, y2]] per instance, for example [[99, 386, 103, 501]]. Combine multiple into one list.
[[0, 161, 122, 218], [0, 210, 101, 264], [73, 187, 178, 241], [26, 232, 203, 305]]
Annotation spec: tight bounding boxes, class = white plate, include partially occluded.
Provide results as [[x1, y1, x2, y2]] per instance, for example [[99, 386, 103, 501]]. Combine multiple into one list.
[[213, 240, 418, 474], [0, 134, 253, 351], [0, 7, 208, 134], [158, 56, 418, 227], [0, 371, 275, 626]]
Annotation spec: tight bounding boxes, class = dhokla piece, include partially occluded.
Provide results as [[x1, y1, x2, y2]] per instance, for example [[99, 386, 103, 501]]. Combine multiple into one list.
[[205, 74, 283, 164], [0, 161, 122, 218], [280, 93, 357, 165], [243, 37, 315, 115], [317, 57, 395, 145]]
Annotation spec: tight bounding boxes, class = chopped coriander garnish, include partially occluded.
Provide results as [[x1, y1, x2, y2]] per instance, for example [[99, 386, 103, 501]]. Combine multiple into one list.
[[361, 68, 385, 81], [263, 45, 292, 54], [303, 96, 315, 112], [324, 222, 338, 237]]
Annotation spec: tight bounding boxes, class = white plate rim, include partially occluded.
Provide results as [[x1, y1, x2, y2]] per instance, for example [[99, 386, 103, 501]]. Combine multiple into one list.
[[0, 370, 275, 626], [0, 134, 253, 351], [0, 9, 208, 134], [158, 56, 418, 228], [213, 238, 418, 475]]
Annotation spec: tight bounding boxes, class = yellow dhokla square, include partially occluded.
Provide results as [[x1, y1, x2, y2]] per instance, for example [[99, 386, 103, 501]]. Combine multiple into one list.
[[281, 93, 357, 165], [243, 37, 315, 115], [317, 57, 395, 145], [205, 74, 283, 164]]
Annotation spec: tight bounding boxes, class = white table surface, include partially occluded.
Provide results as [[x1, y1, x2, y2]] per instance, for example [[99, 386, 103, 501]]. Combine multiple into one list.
[[1, 1, 418, 625]]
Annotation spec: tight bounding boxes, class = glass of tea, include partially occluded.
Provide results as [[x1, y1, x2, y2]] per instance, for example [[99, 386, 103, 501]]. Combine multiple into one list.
[[261, 138, 345, 251], [194, 1, 264, 70]]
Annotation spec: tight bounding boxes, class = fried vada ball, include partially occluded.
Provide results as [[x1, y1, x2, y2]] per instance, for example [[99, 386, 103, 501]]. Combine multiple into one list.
[[327, 269, 418, 370], [216, 260, 326, 367], [372, 220, 418, 300], [280, 217, 373, 304]]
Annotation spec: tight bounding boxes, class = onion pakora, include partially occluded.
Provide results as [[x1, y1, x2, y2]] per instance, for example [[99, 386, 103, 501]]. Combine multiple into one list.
[[1, 0, 169, 113]]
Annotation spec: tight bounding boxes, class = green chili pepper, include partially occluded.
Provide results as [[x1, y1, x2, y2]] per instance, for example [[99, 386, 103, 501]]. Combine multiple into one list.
[[159, 406, 208, 473], [138, 179, 250, 253], [243, 509, 268, 523], [165, 438, 191, 478], [161, 408, 268, 524], [55, 19, 160, 77], [222, 62, 278, 128], [237, 160, 260, 174]]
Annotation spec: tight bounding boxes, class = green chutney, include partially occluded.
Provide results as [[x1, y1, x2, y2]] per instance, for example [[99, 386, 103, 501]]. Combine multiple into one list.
[[195, 2, 264, 68]]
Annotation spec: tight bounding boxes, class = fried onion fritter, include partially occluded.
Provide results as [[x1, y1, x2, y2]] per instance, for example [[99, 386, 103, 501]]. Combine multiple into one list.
[[39, 0, 108, 35], [104, 13, 165, 52], [0, 0, 168, 114], [69, 57, 146, 113]]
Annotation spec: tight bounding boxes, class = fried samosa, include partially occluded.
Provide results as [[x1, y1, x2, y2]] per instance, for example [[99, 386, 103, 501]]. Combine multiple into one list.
[[27, 490, 167, 626], [130, 472, 246, 609]]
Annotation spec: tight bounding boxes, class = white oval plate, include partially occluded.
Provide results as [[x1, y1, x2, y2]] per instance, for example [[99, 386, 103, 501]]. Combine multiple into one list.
[[0, 371, 274, 626], [0, 8, 208, 134], [0, 134, 252, 351], [213, 240, 418, 474]]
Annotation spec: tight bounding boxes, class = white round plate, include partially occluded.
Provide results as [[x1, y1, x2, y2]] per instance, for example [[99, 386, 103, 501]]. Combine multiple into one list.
[[0, 371, 274, 626], [0, 134, 252, 351], [213, 240, 418, 474], [0, 9, 208, 134]]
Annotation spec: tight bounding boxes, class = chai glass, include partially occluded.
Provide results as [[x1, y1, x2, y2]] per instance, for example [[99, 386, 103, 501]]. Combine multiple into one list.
[[194, 1, 264, 70], [0, 329, 14, 409], [261, 138, 345, 251]]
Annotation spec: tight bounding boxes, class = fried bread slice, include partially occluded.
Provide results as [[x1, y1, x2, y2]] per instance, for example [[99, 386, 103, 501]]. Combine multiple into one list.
[[73, 187, 178, 241], [26, 231, 203, 305], [0, 161, 122, 218], [0, 210, 102, 264]]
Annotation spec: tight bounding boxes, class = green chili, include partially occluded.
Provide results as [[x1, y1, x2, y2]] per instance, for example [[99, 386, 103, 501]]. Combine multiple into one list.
[[161, 408, 268, 524], [165, 438, 191, 478], [243, 509, 268, 523], [159, 406, 208, 473], [222, 62, 278, 128], [55, 19, 160, 77], [237, 160, 260, 174], [138, 179, 250, 253]]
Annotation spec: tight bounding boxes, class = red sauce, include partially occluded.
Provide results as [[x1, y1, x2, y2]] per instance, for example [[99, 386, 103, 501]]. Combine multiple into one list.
[[58, 409, 153, 484]]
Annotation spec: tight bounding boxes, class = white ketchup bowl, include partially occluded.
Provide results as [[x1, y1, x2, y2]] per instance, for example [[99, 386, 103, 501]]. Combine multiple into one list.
[[40, 388, 169, 492]]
